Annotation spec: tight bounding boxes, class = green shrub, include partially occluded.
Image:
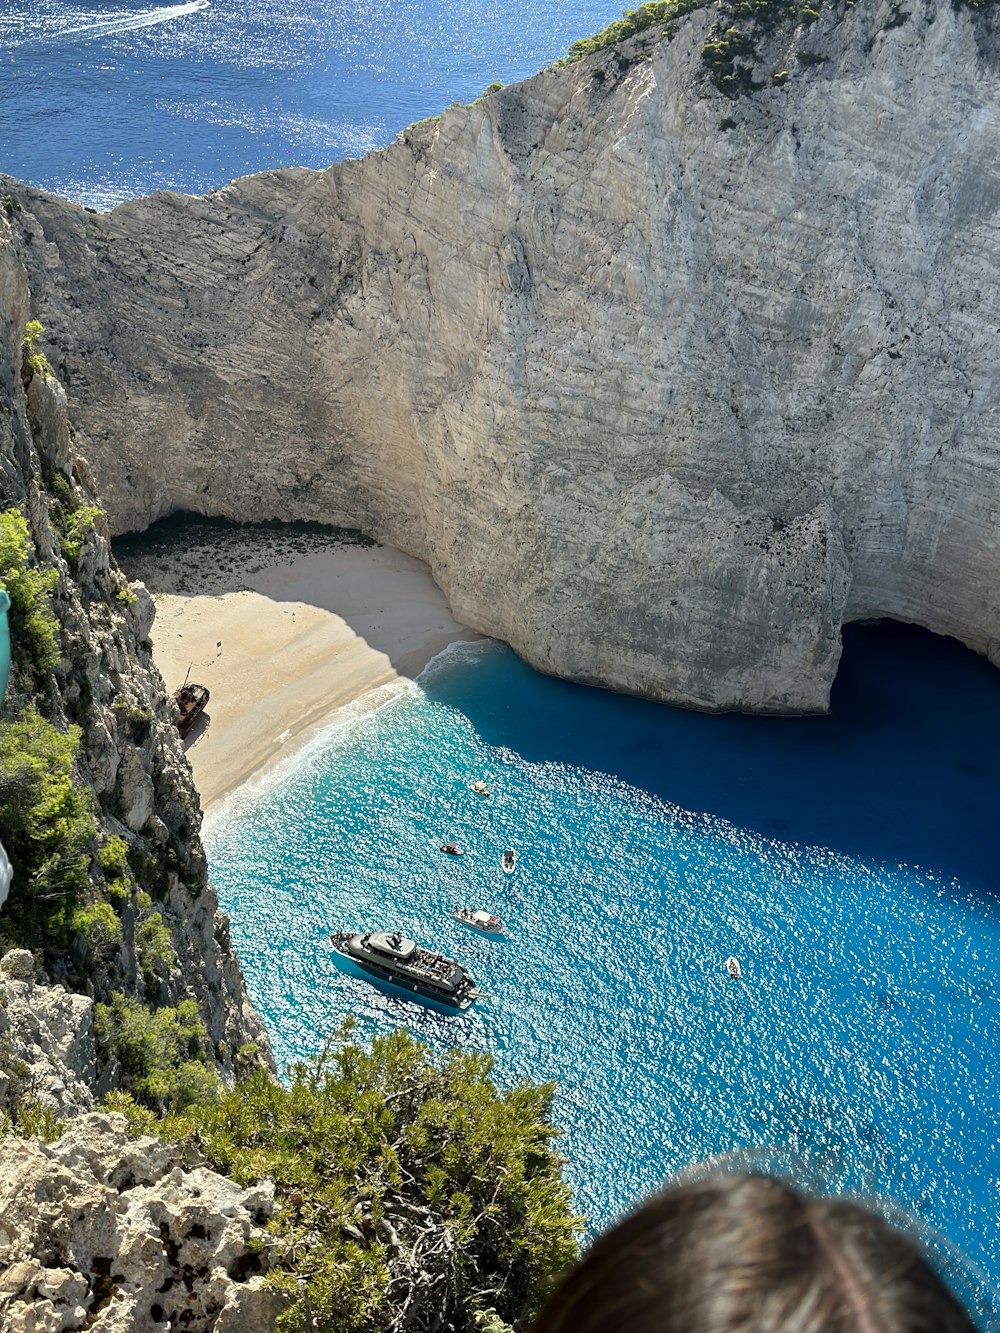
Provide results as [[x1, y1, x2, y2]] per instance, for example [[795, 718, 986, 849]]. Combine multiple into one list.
[[59, 504, 102, 569], [12, 1101, 66, 1143], [99, 836, 129, 877], [21, 320, 52, 382], [0, 710, 94, 948], [70, 900, 123, 961], [136, 912, 175, 988], [94, 994, 217, 1113], [0, 508, 60, 683], [562, 0, 706, 63], [103, 1088, 158, 1137], [157, 1025, 580, 1333]]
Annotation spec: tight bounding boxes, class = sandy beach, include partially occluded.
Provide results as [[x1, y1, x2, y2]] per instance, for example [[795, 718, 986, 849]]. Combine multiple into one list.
[[115, 523, 480, 810]]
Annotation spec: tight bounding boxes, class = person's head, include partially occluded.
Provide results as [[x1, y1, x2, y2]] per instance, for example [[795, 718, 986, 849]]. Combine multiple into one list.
[[529, 1172, 979, 1333]]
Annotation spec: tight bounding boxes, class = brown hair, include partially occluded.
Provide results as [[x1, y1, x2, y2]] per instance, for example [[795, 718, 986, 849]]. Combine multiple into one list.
[[528, 1174, 977, 1333]]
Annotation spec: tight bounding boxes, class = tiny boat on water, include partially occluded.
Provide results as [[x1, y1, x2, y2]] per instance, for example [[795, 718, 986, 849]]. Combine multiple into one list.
[[440, 841, 464, 856], [332, 930, 482, 1009], [501, 848, 516, 874], [471, 780, 490, 797], [453, 906, 504, 935], [726, 956, 742, 979]]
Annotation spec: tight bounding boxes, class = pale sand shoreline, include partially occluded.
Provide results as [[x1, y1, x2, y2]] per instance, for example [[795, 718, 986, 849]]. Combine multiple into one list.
[[120, 530, 481, 811]]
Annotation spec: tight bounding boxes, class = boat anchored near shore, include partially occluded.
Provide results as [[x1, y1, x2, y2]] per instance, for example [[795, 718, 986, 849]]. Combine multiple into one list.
[[332, 930, 483, 1009]]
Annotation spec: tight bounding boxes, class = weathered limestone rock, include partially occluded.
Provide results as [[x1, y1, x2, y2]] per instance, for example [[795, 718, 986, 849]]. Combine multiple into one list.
[[0, 1114, 286, 1331], [5, 0, 1000, 712], [0, 955, 97, 1114]]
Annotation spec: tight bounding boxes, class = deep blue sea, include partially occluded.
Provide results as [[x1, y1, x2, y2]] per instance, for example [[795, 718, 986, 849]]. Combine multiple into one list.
[[205, 621, 1000, 1309], [0, 0, 621, 207]]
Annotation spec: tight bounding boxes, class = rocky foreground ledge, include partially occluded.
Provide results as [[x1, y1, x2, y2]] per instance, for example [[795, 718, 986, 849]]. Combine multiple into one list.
[[0, 950, 285, 1330], [0, 1111, 284, 1331]]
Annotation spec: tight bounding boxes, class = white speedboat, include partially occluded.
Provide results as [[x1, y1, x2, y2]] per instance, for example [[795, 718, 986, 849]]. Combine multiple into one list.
[[726, 956, 742, 979], [471, 780, 490, 797], [501, 848, 516, 874], [453, 907, 504, 935]]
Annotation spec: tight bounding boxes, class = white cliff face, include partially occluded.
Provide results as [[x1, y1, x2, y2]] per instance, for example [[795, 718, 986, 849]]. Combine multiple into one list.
[[6, 0, 1000, 711]]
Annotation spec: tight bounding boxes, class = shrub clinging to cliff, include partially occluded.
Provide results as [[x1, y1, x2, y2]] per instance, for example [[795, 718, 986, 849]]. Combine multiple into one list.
[[150, 1024, 581, 1333]]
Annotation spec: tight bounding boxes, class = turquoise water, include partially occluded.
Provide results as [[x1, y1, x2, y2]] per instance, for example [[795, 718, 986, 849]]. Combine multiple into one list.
[[0, 0, 621, 207], [205, 621, 1000, 1298]]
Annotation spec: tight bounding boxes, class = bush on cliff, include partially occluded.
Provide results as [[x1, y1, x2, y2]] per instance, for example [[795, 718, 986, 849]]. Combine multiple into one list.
[[561, 0, 707, 63], [0, 710, 93, 948], [95, 993, 219, 1113], [141, 1023, 580, 1332], [0, 507, 60, 685]]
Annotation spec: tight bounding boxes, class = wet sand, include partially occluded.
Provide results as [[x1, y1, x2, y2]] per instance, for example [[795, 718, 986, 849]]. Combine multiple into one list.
[[115, 523, 480, 809]]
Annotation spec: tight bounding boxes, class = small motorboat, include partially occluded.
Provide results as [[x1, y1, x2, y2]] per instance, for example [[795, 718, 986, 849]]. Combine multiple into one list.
[[726, 956, 742, 979], [453, 906, 504, 935], [440, 841, 464, 856], [501, 848, 516, 874], [471, 780, 490, 797]]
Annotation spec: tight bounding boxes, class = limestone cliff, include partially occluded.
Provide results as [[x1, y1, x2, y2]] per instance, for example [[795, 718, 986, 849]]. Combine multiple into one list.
[[4, 0, 1000, 714], [0, 211, 271, 1093]]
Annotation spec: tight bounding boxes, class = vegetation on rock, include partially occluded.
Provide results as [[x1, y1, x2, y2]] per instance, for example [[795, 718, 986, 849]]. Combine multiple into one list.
[[21, 318, 52, 383], [0, 507, 60, 686], [112, 1024, 580, 1333], [96, 993, 219, 1113], [560, 0, 707, 64], [0, 709, 93, 949]]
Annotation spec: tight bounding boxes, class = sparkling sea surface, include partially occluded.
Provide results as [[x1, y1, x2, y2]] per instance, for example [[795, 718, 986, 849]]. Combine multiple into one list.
[[204, 621, 1000, 1297], [0, 0, 621, 208]]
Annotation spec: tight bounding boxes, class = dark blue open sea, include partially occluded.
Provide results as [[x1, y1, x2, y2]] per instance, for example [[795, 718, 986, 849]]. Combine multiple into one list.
[[1, 0, 621, 207], [204, 621, 1000, 1308]]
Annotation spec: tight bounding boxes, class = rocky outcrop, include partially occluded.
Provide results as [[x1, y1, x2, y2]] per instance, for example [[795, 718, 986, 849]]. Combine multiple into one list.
[[5, 0, 1000, 712], [0, 952, 97, 1116], [0, 1113, 285, 1331], [0, 211, 272, 1086], [0, 214, 279, 1331]]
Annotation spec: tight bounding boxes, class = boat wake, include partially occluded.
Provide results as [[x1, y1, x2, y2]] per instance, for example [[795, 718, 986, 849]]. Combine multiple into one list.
[[42, 2, 207, 42]]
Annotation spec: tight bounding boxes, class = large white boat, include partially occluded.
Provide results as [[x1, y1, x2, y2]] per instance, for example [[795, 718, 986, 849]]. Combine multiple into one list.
[[332, 930, 482, 1009]]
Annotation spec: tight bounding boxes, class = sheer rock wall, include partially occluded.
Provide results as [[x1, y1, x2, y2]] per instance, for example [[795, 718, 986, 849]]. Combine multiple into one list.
[[6, 0, 1000, 711], [0, 213, 272, 1086]]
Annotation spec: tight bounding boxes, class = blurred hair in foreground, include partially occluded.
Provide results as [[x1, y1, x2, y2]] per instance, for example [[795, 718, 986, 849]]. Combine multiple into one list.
[[528, 1172, 995, 1333]]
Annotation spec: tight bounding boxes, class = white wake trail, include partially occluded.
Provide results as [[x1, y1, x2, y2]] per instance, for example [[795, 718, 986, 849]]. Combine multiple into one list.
[[48, 3, 204, 41]]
